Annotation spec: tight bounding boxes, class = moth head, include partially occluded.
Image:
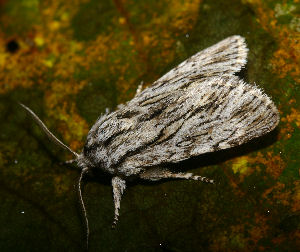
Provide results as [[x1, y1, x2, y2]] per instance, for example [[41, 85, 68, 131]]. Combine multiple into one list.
[[76, 152, 95, 170], [21, 103, 92, 249]]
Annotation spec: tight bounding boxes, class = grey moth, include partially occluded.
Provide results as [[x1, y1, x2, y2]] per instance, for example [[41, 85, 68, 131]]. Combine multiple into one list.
[[21, 35, 279, 247]]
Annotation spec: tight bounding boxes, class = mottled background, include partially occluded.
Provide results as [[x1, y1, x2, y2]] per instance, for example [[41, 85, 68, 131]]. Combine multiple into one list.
[[0, 0, 299, 251]]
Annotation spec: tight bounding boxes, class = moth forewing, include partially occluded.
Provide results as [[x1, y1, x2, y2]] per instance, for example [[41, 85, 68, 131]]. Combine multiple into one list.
[[111, 76, 279, 173], [135, 35, 249, 101]]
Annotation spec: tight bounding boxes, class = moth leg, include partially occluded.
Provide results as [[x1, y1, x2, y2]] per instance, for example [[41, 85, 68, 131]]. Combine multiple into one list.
[[59, 158, 76, 165], [140, 168, 214, 184], [135, 82, 143, 96], [111, 176, 126, 228], [63, 158, 77, 164]]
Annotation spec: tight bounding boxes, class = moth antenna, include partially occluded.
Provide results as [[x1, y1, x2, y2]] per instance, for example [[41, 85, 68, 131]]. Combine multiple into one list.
[[78, 168, 89, 250], [20, 103, 79, 158]]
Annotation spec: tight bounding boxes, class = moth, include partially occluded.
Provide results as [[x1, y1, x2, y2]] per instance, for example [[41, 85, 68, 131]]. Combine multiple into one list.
[[21, 35, 279, 246]]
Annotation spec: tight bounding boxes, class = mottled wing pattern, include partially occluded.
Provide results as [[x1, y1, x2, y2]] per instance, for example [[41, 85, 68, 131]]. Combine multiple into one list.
[[117, 76, 279, 174], [135, 35, 248, 100], [83, 36, 278, 176], [84, 76, 279, 176]]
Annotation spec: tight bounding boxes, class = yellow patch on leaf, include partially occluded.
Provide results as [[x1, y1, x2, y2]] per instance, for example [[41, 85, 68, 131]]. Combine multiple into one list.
[[49, 20, 61, 31], [0, 52, 8, 67], [34, 35, 45, 47], [232, 156, 249, 175], [119, 17, 126, 25], [43, 59, 54, 68]]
